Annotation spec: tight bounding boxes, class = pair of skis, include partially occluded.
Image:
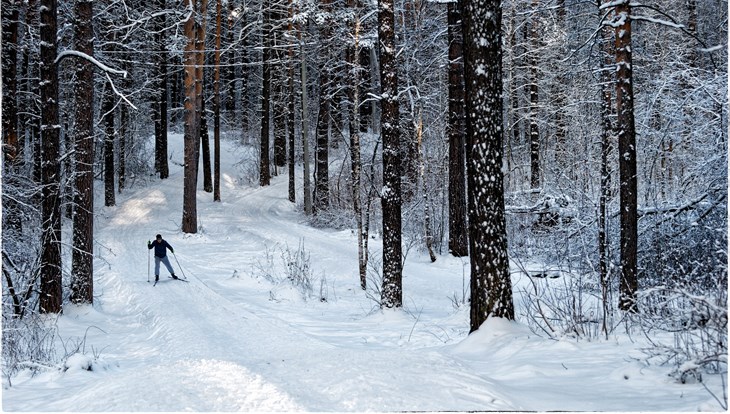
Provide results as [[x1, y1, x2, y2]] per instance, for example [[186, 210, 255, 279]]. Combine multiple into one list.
[[152, 276, 189, 287]]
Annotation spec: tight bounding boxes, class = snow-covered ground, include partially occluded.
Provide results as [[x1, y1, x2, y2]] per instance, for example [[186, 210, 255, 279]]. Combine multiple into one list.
[[3, 134, 725, 412]]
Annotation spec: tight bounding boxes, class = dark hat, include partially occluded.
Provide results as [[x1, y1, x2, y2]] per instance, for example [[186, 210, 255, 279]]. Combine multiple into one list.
[[156, 234, 162, 239]]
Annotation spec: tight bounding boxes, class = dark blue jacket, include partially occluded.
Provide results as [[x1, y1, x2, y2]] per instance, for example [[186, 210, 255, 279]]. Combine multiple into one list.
[[148, 239, 173, 258]]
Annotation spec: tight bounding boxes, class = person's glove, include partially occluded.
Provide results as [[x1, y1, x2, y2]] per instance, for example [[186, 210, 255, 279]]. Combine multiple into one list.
[[148, 240, 151, 246], [170, 248, 174, 253]]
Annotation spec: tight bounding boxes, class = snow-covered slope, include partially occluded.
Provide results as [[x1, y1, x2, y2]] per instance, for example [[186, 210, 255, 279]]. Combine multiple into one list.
[[2, 134, 723, 412]]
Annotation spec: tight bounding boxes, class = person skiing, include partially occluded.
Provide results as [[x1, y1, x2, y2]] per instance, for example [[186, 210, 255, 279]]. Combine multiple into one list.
[[148, 234, 177, 282]]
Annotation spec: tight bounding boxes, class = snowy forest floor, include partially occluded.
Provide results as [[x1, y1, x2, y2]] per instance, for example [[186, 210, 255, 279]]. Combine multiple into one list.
[[2, 134, 725, 412]]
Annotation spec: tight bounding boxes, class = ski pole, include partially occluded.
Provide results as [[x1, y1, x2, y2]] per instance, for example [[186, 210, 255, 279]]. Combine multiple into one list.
[[147, 246, 151, 283], [172, 252, 187, 280]]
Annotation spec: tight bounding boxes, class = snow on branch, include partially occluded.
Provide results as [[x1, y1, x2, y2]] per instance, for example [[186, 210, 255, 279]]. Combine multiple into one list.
[[55, 50, 128, 77], [105, 73, 138, 110], [630, 15, 684, 29], [55, 50, 137, 110]]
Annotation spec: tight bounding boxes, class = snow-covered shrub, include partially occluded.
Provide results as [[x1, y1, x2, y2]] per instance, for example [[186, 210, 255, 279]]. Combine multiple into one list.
[[252, 241, 323, 302], [516, 266, 605, 340], [2, 314, 58, 383]]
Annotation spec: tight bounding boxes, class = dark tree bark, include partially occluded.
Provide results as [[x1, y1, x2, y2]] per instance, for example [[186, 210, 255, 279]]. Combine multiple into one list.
[[378, 0, 403, 309], [259, 1, 272, 187], [273, 13, 287, 170], [358, 47, 372, 133], [154, 0, 169, 179], [462, 0, 514, 331], [287, 0, 296, 203], [314, 72, 331, 211], [119, 95, 127, 192], [182, 0, 201, 233], [2, 0, 22, 235], [613, 0, 638, 313], [39, 0, 62, 314], [447, 0, 468, 258], [300, 19, 313, 215], [103, 80, 116, 207], [214, 0, 222, 202], [347, 1, 366, 289], [2, 0, 19, 165], [314, 0, 332, 212], [597, 0, 614, 335], [201, 96, 213, 193], [225, 0, 236, 115], [528, 0, 540, 190], [71, 0, 94, 305]]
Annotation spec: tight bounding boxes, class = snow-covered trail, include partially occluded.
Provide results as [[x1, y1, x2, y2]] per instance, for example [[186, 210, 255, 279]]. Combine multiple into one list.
[[3, 136, 514, 411], [3, 135, 721, 412]]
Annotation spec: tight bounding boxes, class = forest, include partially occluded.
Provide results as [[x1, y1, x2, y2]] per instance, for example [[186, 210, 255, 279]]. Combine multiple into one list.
[[1, 0, 727, 404]]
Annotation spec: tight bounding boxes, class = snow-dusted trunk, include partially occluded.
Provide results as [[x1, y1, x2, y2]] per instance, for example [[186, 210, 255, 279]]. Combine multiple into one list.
[[200, 96, 213, 193], [274, 8, 287, 170], [287, 1, 296, 203], [379, 0, 403, 308], [462, 0, 514, 331], [314, 0, 332, 213], [300, 20, 313, 215], [183, 0, 201, 233], [70, 0, 94, 305], [214, 0, 222, 202], [528, 0, 540, 190], [347, 6, 367, 289], [447, 0, 468, 258], [2, 0, 22, 234], [39, 0, 62, 314], [260, 1, 272, 187], [197, 0, 210, 194], [2, 0, 19, 165], [154, 0, 169, 180], [103, 79, 116, 207], [613, 0, 637, 313], [597, 0, 614, 335]]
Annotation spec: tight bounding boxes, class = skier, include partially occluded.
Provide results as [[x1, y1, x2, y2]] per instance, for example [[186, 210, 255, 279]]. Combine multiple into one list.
[[148, 234, 177, 282]]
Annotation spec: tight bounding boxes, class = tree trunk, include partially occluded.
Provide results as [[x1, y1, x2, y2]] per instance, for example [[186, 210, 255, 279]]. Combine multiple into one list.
[[300, 20, 313, 215], [2, 0, 19, 165], [39, 0, 62, 314], [314, 68, 330, 212], [528, 0, 540, 190], [155, 0, 169, 180], [597, 0, 614, 335], [273, 14, 287, 170], [314, 1, 332, 212], [71, 0, 94, 305], [347, 3, 366, 289], [418, 112, 437, 263], [182, 0, 200, 234], [614, 0, 638, 313], [287, 0, 296, 203], [462, 0, 514, 331], [214, 0, 222, 202], [259, 0, 272, 186], [358, 48, 372, 133], [378, 0, 403, 309], [447, 0, 468, 257], [119, 97, 127, 192], [201, 96, 213, 193], [103, 80, 116, 207]]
